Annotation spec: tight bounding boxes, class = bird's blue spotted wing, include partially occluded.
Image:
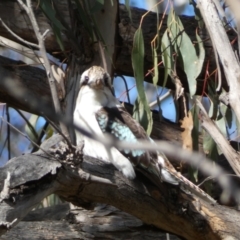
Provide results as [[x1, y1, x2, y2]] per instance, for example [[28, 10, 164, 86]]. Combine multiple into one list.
[[95, 107, 157, 166]]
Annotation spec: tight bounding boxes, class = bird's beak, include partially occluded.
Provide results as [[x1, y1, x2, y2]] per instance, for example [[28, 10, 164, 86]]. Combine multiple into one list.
[[88, 79, 104, 90]]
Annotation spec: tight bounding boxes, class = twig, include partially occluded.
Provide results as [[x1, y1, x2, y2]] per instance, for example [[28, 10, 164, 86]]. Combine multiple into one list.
[[6, 105, 10, 160], [15, 109, 38, 141], [78, 169, 115, 186], [149, 90, 171, 109], [0, 172, 10, 202], [0, 18, 39, 48], [0, 116, 57, 160], [42, 29, 50, 40], [31, 120, 48, 153], [198, 174, 240, 187], [43, 115, 73, 150], [17, 0, 69, 139], [213, 46, 222, 92], [114, 74, 131, 102]]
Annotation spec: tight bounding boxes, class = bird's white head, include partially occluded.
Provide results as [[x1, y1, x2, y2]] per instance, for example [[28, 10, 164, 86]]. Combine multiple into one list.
[[80, 66, 113, 93]]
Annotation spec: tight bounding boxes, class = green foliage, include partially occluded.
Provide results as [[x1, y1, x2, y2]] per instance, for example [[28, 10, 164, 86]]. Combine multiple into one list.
[[161, 29, 174, 88], [39, 0, 66, 51], [203, 129, 218, 161], [125, 0, 132, 22], [190, 105, 199, 183], [163, 8, 205, 97], [205, 82, 228, 156], [132, 28, 153, 135], [73, 0, 94, 40], [152, 48, 159, 86], [37, 194, 62, 208], [90, 0, 104, 13], [190, 102, 199, 152]]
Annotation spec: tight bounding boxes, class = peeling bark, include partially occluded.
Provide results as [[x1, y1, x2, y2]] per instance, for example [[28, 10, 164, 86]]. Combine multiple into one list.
[[2, 204, 181, 240]]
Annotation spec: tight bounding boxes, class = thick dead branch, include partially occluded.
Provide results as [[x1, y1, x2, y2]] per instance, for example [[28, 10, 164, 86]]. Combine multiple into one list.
[[0, 135, 240, 239], [1, 204, 181, 240]]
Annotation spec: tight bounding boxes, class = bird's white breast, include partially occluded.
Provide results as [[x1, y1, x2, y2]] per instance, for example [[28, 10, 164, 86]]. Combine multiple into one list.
[[74, 86, 118, 162]]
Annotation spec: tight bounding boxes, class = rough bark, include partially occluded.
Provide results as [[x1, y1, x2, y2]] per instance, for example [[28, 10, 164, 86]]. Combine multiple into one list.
[[0, 135, 239, 240], [1, 204, 181, 240]]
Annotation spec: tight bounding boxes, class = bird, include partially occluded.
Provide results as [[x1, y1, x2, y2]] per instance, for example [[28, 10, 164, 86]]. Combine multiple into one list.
[[74, 66, 216, 204]]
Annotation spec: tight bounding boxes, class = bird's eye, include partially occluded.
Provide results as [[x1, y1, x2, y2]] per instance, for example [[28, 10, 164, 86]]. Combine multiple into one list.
[[104, 76, 109, 86], [82, 75, 89, 85]]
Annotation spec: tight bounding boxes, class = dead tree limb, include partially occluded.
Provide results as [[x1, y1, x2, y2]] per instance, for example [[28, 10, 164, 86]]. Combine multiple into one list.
[[0, 135, 240, 239]]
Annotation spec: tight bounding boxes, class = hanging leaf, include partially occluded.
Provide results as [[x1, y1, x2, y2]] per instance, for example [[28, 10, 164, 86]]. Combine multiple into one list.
[[91, 0, 104, 13], [125, 0, 132, 22], [152, 5, 160, 86], [40, 0, 66, 51], [219, 102, 232, 129], [40, 0, 65, 30], [73, 0, 94, 40], [190, 103, 199, 151], [167, 8, 205, 97], [161, 30, 174, 88], [207, 81, 219, 119], [152, 48, 159, 85], [225, 108, 232, 129], [132, 28, 153, 135], [203, 129, 218, 161]]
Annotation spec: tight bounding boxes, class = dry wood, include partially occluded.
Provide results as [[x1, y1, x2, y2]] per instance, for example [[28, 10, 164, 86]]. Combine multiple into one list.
[[0, 136, 239, 239], [1, 204, 181, 240]]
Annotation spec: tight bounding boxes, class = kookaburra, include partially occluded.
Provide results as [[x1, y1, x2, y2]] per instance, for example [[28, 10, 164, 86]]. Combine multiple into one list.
[[74, 66, 215, 204]]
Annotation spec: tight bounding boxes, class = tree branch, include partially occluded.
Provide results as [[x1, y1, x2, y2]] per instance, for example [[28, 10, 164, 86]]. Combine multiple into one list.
[[2, 204, 181, 240], [197, 1, 240, 124], [0, 136, 239, 239], [197, 100, 240, 178], [16, 0, 69, 138]]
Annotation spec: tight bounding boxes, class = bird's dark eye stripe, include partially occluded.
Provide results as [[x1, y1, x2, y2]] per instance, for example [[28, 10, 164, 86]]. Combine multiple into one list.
[[82, 76, 89, 85], [104, 75, 109, 86]]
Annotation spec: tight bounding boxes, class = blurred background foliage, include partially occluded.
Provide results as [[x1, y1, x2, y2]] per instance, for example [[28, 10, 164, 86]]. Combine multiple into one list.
[[0, 0, 238, 206]]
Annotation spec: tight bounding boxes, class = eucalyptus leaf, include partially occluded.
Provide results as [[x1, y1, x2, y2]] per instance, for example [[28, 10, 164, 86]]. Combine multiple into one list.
[[40, 0, 66, 50], [152, 48, 159, 85], [132, 28, 153, 135], [167, 8, 205, 97], [161, 30, 173, 88], [73, 0, 94, 39], [91, 0, 104, 13], [225, 108, 232, 129], [40, 0, 65, 30], [125, 0, 132, 22], [190, 104, 199, 151], [207, 82, 219, 120], [203, 129, 218, 161]]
